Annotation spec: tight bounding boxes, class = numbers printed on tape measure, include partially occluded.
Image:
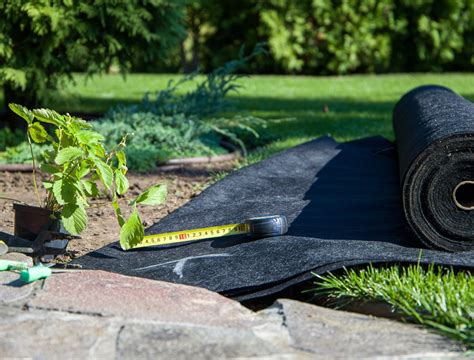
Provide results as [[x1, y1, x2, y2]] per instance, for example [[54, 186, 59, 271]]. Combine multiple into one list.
[[134, 223, 250, 249], [121, 215, 287, 251]]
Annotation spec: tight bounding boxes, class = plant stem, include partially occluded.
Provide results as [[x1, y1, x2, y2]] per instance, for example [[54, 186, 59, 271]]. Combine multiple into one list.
[[27, 134, 42, 207]]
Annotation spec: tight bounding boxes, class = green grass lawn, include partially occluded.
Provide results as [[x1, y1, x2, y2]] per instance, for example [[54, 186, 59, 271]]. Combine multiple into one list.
[[315, 264, 473, 349], [3, 73, 473, 145], [3, 72, 472, 149], [3, 72, 472, 159], [1, 73, 473, 347]]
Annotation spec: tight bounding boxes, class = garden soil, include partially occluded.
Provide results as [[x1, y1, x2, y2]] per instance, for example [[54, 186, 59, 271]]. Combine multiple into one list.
[[0, 163, 234, 260]]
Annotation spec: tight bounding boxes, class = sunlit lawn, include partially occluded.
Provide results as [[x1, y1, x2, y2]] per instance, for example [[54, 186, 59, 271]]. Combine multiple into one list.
[[2, 73, 472, 153]]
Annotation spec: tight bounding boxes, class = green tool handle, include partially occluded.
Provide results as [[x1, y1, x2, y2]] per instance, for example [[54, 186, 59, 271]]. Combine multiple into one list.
[[20, 266, 52, 283]]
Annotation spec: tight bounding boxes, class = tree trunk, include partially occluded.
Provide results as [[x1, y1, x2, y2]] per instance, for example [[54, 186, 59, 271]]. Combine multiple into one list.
[[180, 28, 200, 74], [3, 84, 39, 129], [180, 6, 202, 74], [190, 20, 200, 72], [180, 40, 188, 73]]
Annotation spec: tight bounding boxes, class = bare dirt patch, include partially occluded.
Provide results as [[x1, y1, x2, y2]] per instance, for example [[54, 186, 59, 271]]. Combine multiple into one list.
[[0, 163, 234, 260]]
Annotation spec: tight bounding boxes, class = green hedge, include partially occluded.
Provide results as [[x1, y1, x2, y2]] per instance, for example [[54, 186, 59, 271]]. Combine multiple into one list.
[[259, 0, 473, 74], [145, 0, 473, 75]]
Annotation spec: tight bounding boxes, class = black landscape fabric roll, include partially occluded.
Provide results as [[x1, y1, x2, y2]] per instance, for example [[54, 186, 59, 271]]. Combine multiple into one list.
[[75, 86, 474, 300], [394, 85, 474, 252]]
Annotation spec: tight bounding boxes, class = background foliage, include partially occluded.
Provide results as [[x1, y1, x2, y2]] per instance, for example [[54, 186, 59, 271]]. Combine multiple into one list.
[[258, 0, 473, 74], [0, 0, 185, 124], [1, 0, 471, 115], [135, 0, 473, 75]]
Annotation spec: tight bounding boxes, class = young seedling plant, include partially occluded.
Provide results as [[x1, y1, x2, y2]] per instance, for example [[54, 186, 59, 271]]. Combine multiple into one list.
[[8, 103, 166, 250]]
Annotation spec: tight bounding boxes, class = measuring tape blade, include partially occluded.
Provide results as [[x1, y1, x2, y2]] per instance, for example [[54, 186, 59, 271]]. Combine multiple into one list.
[[123, 215, 288, 251], [132, 223, 249, 249]]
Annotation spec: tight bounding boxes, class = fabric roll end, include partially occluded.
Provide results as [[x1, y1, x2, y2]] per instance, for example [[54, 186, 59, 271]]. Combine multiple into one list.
[[453, 181, 474, 211]]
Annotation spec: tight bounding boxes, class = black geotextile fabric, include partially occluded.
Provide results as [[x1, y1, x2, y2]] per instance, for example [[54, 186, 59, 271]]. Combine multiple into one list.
[[394, 85, 474, 252], [75, 97, 474, 300]]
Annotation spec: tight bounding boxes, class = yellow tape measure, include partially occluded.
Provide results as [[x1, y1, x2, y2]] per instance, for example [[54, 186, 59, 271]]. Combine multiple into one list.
[[122, 215, 288, 250]]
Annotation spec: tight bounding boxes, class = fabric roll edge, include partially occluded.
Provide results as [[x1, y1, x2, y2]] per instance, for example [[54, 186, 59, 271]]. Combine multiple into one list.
[[393, 85, 474, 252]]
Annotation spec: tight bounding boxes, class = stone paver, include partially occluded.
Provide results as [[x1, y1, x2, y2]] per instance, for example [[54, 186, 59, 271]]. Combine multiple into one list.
[[0, 307, 118, 359], [0, 252, 35, 303], [0, 252, 34, 266], [26, 270, 255, 327], [264, 299, 462, 358], [117, 323, 282, 359], [0, 269, 465, 359]]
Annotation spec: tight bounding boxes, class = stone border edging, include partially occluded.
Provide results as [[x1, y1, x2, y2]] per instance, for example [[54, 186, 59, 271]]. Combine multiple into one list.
[[161, 151, 239, 165], [0, 164, 35, 172], [0, 269, 463, 359], [0, 151, 240, 173]]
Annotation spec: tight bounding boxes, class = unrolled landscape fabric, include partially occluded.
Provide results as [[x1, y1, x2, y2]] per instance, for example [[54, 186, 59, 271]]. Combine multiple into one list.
[[75, 86, 474, 300], [394, 85, 474, 252]]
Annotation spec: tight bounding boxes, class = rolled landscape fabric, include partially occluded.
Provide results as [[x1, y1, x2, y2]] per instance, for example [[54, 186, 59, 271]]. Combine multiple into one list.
[[77, 86, 474, 300], [393, 85, 474, 252]]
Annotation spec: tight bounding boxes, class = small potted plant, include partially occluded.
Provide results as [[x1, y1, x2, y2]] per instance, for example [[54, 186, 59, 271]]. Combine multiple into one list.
[[7, 103, 165, 250]]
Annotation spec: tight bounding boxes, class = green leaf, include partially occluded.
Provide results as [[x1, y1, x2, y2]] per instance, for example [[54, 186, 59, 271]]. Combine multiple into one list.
[[8, 103, 34, 125], [69, 115, 92, 130], [91, 143, 106, 158], [77, 165, 90, 179], [58, 132, 74, 149], [40, 163, 60, 175], [43, 181, 53, 190], [61, 204, 87, 235], [32, 108, 66, 127], [1, 69, 26, 90], [28, 122, 49, 143], [76, 130, 105, 145], [131, 184, 167, 206], [112, 199, 125, 227], [94, 159, 113, 189], [114, 169, 129, 195], [55, 147, 84, 165], [52, 178, 78, 205], [116, 150, 126, 167], [119, 209, 144, 250], [83, 180, 99, 197]]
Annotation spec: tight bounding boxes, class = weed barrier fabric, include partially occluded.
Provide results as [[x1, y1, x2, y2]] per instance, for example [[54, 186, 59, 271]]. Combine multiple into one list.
[[75, 141, 473, 300], [393, 85, 474, 252]]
